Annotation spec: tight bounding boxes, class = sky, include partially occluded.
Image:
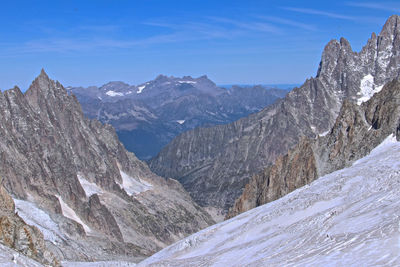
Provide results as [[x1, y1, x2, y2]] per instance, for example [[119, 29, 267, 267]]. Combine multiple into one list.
[[0, 0, 399, 90]]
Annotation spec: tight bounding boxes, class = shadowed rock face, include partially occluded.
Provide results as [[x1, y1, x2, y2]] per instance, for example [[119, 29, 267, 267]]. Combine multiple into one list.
[[228, 79, 400, 218], [149, 15, 400, 213], [0, 69, 214, 262]]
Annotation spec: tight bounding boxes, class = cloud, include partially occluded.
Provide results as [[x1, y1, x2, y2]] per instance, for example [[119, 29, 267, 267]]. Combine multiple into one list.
[[207, 17, 281, 34], [346, 2, 400, 12], [282, 7, 356, 20], [256, 16, 317, 31]]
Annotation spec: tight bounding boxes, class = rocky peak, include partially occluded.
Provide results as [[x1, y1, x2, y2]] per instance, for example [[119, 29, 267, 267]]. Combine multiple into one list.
[[0, 71, 214, 262], [379, 14, 400, 40]]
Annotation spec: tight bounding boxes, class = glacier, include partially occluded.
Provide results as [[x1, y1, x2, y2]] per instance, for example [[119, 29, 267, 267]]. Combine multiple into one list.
[[139, 135, 400, 266]]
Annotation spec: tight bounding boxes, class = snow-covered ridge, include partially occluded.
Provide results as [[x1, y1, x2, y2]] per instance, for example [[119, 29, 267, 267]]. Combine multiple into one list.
[[357, 74, 384, 105], [140, 135, 400, 266]]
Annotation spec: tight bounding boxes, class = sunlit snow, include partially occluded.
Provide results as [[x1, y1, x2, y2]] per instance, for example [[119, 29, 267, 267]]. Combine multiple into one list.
[[140, 135, 400, 266], [178, 81, 196, 84], [357, 74, 384, 105], [137, 85, 146, 94], [106, 90, 124, 97]]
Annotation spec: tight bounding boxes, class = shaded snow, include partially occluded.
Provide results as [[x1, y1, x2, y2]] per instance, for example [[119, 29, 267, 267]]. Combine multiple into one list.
[[56, 195, 92, 234], [137, 85, 146, 94], [78, 174, 103, 197], [140, 135, 400, 266], [357, 74, 384, 105], [176, 120, 185, 125], [118, 170, 152, 196], [13, 198, 63, 244], [106, 90, 124, 97]]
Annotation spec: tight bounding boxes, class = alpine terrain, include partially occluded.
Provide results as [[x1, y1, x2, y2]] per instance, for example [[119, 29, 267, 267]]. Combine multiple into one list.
[[0, 70, 214, 263], [68, 76, 288, 159], [140, 134, 400, 266], [149, 15, 400, 215]]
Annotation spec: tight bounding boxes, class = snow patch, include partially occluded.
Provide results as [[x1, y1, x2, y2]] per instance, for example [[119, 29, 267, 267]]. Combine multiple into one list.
[[56, 195, 92, 234], [319, 130, 330, 137], [106, 90, 124, 97], [176, 120, 185, 125], [13, 198, 63, 244], [178, 81, 196, 84], [357, 74, 384, 105], [78, 174, 103, 197], [137, 85, 145, 94], [118, 170, 152, 196]]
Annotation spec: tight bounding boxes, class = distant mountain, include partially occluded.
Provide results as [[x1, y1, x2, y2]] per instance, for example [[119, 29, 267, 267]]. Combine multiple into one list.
[[68, 76, 289, 159], [218, 83, 300, 90], [0, 70, 214, 263], [149, 15, 400, 216]]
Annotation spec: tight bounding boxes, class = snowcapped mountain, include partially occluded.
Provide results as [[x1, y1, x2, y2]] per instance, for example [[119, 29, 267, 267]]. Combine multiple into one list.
[[68, 76, 288, 159], [149, 15, 400, 216], [139, 135, 400, 266]]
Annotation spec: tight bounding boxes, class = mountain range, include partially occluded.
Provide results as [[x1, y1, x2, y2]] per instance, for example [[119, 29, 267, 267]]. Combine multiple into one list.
[[149, 15, 400, 217], [68, 76, 289, 159], [0, 14, 399, 267]]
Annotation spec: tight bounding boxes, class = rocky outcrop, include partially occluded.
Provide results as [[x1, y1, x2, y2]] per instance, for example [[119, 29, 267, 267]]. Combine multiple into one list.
[[149, 15, 400, 214], [228, 78, 400, 218], [0, 181, 59, 266], [0, 70, 214, 262], [69, 76, 288, 159]]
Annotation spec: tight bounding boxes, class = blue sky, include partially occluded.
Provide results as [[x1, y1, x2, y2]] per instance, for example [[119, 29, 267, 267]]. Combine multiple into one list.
[[0, 0, 399, 90]]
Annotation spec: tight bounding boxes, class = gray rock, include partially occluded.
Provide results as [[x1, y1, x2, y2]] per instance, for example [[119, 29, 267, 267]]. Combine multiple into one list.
[[228, 78, 400, 218], [0, 69, 214, 262], [149, 15, 400, 213]]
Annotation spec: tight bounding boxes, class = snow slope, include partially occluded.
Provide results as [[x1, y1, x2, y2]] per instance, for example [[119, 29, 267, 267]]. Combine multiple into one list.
[[139, 135, 400, 266]]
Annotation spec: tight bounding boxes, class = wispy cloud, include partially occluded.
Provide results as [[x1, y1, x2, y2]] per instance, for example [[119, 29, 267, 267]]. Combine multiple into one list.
[[282, 7, 356, 20], [346, 2, 400, 12], [208, 17, 282, 34], [256, 16, 317, 31]]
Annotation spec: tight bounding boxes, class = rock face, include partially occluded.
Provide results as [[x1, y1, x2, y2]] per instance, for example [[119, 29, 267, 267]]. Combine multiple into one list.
[[149, 15, 400, 213], [0, 182, 59, 266], [0, 70, 214, 262], [68, 76, 288, 159], [228, 78, 400, 218]]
